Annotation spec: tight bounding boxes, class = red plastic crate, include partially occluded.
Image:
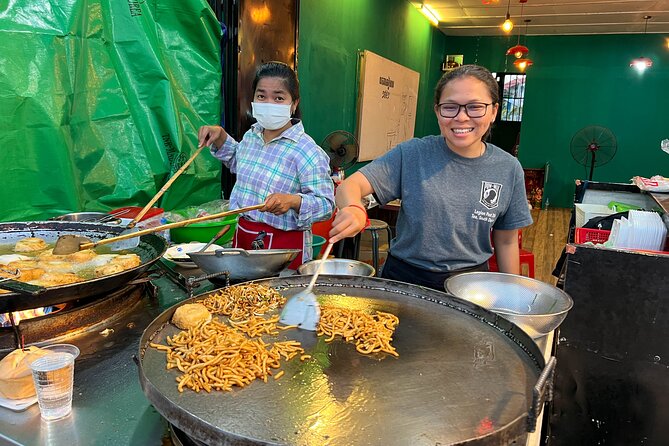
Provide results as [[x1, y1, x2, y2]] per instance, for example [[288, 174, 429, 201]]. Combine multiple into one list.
[[575, 228, 610, 244]]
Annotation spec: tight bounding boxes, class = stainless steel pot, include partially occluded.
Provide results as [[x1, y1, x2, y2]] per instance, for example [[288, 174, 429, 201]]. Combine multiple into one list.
[[297, 258, 375, 277], [0, 221, 167, 312]]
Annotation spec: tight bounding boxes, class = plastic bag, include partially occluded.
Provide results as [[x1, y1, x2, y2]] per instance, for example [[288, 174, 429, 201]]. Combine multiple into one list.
[[632, 176, 669, 192], [163, 199, 230, 223], [0, 0, 223, 222]]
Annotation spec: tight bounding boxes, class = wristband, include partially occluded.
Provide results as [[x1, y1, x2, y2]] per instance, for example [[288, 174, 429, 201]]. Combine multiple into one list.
[[346, 204, 371, 229]]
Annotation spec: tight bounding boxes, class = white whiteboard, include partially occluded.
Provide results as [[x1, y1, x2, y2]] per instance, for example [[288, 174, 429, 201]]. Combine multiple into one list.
[[356, 50, 420, 161]]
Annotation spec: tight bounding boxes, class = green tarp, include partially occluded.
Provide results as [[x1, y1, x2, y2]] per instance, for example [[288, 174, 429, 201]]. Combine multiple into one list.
[[0, 0, 223, 222]]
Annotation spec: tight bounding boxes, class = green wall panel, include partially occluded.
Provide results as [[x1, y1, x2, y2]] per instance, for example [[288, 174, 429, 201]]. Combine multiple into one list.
[[298, 0, 447, 158], [445, 33, 669, 208]]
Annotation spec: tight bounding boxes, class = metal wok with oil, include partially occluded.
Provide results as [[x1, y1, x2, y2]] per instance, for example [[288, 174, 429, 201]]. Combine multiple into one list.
[[0, 221, 167, 312]]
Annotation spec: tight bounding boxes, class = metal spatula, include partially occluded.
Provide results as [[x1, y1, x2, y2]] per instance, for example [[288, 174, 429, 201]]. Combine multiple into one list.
[[279, 242, 333, 331], [53, 204, 263, 255]]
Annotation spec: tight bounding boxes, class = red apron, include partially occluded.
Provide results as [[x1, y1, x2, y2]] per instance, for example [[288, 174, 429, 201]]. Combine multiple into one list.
[[233, 218, 306, 270]]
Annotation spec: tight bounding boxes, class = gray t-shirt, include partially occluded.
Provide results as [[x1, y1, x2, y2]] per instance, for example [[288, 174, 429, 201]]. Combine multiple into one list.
[[360, 135, 533, 272]]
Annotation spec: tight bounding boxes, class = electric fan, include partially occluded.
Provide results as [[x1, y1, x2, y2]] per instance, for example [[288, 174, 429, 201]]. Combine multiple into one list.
[[570, 125, 617, 181], [320, 131, 359, 182]]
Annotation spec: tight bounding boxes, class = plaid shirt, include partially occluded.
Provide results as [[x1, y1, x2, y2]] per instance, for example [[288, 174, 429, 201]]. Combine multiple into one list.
[[211, 121, 335, 231]]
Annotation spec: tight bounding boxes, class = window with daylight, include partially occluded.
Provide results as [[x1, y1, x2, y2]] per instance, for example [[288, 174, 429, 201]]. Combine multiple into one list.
[[501, 74, 526, 122]]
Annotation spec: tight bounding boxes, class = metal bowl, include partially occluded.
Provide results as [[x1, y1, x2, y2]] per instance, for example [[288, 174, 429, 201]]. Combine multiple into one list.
[[50, 212, 121, 225], [187, 248, 300, 281], [297, 258, 375, 277], [444, 272, 574, 339]]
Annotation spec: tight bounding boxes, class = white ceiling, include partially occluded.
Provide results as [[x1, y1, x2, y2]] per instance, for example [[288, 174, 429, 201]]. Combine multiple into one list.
[[416, 0, 669, 36]]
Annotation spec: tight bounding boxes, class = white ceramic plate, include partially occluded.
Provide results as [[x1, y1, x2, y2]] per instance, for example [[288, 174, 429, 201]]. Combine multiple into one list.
[[163, 243, 223, 268]]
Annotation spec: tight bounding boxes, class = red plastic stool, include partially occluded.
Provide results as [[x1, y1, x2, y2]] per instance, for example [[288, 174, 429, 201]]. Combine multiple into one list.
[[354, 219, 392, 276]]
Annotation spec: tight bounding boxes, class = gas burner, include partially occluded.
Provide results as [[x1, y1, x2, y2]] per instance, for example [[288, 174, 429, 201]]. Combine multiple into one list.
[[157, 259, 233, 297], [169, 424, 207, 446], [0, 282, 156, 351], [0, 305, 65, 328]]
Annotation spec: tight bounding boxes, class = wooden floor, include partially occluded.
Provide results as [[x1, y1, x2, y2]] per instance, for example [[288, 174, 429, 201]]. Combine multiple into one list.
[[520, 207, 572, 284], [359, 207, 572, 285]]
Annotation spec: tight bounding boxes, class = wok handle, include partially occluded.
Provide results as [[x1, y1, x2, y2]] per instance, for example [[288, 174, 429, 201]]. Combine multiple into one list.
[[0, 278, 46, 296], [126, 145, 207, 229], [80, 204, 264, 250], [526, 356, 556, 432]]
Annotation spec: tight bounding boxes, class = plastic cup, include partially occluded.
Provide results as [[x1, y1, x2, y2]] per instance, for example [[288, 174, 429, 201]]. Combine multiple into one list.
[[29, 344, 80, 421]]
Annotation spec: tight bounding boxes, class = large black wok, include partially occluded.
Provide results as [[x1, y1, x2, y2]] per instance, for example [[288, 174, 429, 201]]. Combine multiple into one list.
[[0, 221, 167, 312], [139, 275, 554, 446]]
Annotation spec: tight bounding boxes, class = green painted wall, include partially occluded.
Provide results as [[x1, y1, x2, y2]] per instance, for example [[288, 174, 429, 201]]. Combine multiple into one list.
[[445, 33, 669, 208], [297, 0, 447, 169]]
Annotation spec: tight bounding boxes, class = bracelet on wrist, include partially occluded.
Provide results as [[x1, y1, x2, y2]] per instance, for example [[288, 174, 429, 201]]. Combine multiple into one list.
[[346, 204, 371, 229]]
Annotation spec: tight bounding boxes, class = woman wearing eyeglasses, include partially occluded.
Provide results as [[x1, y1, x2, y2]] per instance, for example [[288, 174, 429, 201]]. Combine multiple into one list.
[[329, 64, 532, 290]]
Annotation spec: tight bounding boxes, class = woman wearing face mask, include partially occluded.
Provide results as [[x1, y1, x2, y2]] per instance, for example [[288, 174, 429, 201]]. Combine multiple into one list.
[[198, 62, 335, 268], [328, 65, 533, 290]]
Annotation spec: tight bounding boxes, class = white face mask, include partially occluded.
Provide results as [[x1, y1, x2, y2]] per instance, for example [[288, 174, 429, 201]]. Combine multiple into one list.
[[251, 102, 292, 130]]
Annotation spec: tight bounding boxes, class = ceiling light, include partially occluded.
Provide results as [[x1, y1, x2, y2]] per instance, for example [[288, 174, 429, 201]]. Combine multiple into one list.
[[630, 16, 652, 72], [507, 44, 529, 58], [507, 19, 531, 58], [514, 58, 533, 71], [419, 3, 440, 26], [630, 57, 653, 71], [500, 0, 513, 33]]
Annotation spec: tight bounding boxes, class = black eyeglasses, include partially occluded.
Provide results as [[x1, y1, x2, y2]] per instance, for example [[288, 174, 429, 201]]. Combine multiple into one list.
[[437, 102, 493, 118]]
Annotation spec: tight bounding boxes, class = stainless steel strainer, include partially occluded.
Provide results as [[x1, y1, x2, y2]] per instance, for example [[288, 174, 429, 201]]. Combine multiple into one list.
[[445, 272, 574, 339]]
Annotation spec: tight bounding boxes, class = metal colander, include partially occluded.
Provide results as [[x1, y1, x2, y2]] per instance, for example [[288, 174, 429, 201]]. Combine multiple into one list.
[[445, 272, 574, 339]]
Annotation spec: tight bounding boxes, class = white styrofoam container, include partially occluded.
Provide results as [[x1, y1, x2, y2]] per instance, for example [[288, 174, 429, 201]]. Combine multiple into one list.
[[575, 203, 615, 227]]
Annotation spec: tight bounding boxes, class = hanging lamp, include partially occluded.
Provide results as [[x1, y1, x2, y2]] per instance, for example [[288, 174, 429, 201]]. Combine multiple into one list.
[[507, 18, 530, 58], [512, 20, 533, 71], [630, 16, 653, 72], [501, 0, 513, 33], [514, 58, 533, 71]]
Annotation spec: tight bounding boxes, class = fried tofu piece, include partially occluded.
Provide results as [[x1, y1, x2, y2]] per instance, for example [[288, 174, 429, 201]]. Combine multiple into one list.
[[14, 237, 48, 253], [8, 268, 45, 282], [36, 249, 57, 260], [93, 263, 125, 278], [93, 253, 141, 277], [171, 303, 212, 330], [30, 272, 83, 287], [109, 254, 141, 269], [35, 260, 74, 273], [1, 266, 45, 286], [65, 249, 98, 263], [6, 260, 40, 270], [37, 248, 97, 263]]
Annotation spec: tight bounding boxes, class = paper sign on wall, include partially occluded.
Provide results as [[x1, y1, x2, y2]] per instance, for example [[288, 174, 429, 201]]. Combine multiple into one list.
[[356, 50, 420, 162]]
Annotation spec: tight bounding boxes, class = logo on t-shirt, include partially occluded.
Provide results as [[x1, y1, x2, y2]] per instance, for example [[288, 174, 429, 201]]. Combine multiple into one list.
[[480, 181, 502, 209]]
